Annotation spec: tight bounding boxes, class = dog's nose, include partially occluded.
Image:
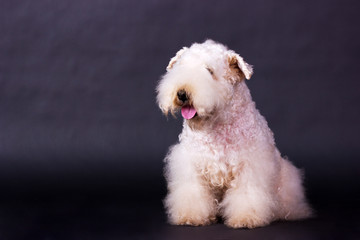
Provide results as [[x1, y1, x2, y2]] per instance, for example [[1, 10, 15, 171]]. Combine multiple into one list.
[[177, 90, 188, 103]]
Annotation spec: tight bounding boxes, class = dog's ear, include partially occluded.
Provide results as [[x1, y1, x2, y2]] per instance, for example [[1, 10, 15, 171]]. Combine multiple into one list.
[[166, 47, 188, 71], [227, 51, 253, 80]]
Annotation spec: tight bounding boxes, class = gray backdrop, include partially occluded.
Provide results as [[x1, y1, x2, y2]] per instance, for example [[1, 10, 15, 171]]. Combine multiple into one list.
[[0, 0, 359, 181]]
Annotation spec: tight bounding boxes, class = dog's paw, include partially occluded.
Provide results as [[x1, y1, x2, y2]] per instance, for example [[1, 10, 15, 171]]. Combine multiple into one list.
[[165, 185, 217, 226], [172, 213, 216, 226], [224, 214, 269, 229]]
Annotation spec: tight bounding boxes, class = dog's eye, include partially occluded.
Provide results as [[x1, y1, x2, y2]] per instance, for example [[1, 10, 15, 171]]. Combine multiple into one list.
[[206, 67, 214, 75]]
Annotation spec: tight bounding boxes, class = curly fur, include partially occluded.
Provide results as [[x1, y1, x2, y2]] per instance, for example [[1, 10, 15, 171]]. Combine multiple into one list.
[[156, 40, 312, 228]]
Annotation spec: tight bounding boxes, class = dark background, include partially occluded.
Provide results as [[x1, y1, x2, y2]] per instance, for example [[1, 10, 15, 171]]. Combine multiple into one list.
[[0, 0, 359, 239]]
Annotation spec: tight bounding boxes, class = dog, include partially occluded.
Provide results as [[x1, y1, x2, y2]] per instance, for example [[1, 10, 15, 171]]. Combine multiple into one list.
[[156, 40, 312, 228]]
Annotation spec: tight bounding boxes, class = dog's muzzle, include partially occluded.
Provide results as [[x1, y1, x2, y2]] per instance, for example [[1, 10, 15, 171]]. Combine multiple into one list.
[[176, 90, 197, 119]]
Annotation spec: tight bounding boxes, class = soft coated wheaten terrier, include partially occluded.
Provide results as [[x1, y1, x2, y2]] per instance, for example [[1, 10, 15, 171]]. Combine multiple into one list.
[[156, 40, 312, 228]]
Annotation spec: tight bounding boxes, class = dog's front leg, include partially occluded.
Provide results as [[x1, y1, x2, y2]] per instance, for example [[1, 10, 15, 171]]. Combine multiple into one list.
[[220, 162, 278, 228], [164, 144, 217, 226]]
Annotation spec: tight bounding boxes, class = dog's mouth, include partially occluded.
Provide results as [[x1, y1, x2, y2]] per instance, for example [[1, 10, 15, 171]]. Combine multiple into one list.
[[181, 105, 197, 119]]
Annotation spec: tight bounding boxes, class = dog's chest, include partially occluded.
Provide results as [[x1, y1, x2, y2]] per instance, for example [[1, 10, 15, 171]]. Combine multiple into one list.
[[198, 158, 235, 188], [181, 123, 249, 188], [194, 144, 243, 189]]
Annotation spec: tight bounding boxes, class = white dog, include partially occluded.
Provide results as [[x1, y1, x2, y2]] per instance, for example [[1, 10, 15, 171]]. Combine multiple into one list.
[[156, 40, 312, 228]]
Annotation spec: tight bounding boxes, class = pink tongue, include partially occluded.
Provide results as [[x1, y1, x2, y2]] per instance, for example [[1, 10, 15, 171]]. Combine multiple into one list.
[[181, 105, 197, 119]]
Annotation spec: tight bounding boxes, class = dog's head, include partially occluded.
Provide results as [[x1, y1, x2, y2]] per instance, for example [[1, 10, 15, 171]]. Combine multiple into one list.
[[156, 40, 253, 126]]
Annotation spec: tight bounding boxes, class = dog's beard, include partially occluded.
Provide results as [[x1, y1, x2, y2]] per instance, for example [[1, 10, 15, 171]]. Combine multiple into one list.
[[181, 105, 221, 130], [171, 93, 221, 125]]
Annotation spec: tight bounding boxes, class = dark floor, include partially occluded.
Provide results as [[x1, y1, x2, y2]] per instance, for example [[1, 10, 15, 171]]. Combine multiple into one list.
[[0, 158, 358, 240]]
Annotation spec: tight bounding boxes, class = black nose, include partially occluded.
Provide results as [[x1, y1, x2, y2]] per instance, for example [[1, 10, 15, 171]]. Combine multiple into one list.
[[177, 90, 188, 103]]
